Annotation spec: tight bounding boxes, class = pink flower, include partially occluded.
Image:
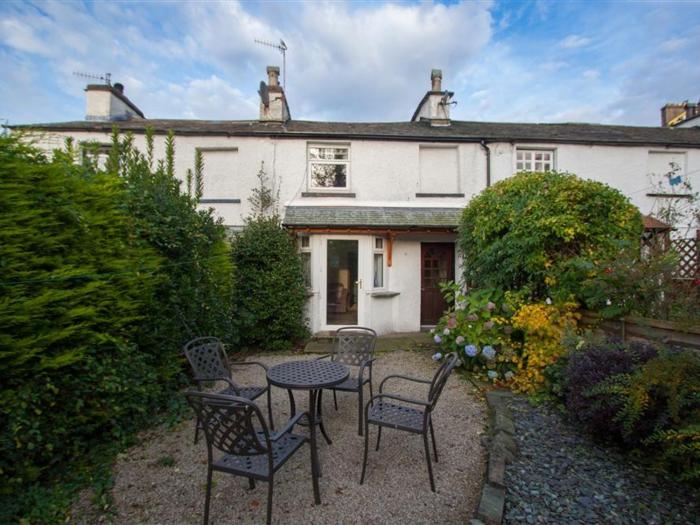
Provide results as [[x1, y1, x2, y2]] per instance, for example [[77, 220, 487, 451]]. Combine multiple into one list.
[[484, 320, 495, 330], [486, 301, 496, 311], [467, 314, 478, 322], [447, 317, 457, 329]]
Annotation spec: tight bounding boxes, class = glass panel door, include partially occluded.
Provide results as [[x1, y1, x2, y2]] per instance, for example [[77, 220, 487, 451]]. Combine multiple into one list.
[[326, 240, 358, 325]]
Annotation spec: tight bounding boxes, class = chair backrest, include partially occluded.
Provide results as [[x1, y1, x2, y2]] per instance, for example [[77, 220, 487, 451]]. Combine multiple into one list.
[[183, 337, 231, 382], [185, 391, 270, 457], [428, 353, 459, 408], [332, 326, 377, 367]]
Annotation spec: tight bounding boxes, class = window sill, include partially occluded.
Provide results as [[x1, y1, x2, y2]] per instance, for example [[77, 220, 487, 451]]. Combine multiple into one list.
[[415, 193, 465, 198], [369, 290, 400, 298], [302, 192, 356, 198], [199, 198, 241, 204]]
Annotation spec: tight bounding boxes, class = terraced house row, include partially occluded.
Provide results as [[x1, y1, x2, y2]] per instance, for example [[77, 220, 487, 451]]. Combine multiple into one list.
[[14, 67, 700, 335]]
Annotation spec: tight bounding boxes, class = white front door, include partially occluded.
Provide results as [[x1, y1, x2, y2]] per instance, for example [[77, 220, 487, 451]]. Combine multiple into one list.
[[323, 237, 364, 328]]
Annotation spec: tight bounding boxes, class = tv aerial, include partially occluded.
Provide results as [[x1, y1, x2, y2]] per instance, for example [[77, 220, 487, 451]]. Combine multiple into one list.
[[254, 38, 287, 89], [73, 71, 112, 86]]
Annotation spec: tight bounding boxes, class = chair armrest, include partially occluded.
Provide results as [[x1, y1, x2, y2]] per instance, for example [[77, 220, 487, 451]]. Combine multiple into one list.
[[315, 354, 332, 361], [228, 360, 268, 372], [194, 376, 241, 395], [379, 374, 431, 392], [359, 357, 377, 379], [270, 411, 308, 441], [365, 393, 430, 410]]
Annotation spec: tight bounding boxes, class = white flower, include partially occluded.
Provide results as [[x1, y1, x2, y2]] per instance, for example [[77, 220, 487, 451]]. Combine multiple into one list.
[[487, 370, 498, 379], [504, 371, 514, 380], [432, 352, 443, 361], [443, 328, 450, 335], [606, 298, 612, 306], [545, 297, 552, 305]]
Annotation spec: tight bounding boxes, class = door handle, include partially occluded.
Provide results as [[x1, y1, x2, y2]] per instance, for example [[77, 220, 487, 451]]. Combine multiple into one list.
[[355, 279, 363, 289]]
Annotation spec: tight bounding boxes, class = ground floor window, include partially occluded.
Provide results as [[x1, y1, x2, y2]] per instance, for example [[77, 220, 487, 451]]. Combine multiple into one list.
[[373, 237, 384, 288], [299, 235, 311, 288]]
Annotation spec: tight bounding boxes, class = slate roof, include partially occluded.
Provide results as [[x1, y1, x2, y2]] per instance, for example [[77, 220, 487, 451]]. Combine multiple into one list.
[[10, 118, 700, 147], [283, 206, 462, 229]]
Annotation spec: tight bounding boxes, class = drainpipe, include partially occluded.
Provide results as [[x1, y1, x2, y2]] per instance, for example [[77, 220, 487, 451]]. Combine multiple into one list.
[[480, 140, 491, 187]]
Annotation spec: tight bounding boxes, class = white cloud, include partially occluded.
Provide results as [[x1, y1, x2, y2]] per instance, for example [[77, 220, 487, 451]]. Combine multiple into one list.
[[0, 18, 51, 56], [559, 34, 591, 49], [583, 69, 599, 80], [660, 37, 689, 52]]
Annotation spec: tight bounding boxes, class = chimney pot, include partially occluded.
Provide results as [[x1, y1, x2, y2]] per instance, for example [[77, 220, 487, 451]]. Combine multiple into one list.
[[113, 82, 124, 95], [267, 66, 280, 87], [431, 69, 443, 91]]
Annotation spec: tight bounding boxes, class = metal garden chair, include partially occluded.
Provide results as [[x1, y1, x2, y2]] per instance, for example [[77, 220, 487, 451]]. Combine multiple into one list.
[[317, 326, 377, 435], [360, 352, 459, 492], [185, 391, 308, 525], [183, 336, 274, 445]]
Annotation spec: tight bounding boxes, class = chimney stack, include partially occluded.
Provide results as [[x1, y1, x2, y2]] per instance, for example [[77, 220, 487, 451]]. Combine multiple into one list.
[[661, 102, 686, 127], [410, 68, 453, 126], [431, 69, 442, 92], [84, 82, 144, 121], [259, 65, 290, 122]]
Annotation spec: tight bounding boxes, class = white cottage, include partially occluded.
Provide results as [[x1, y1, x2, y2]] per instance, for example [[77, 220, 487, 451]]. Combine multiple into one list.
[[16, 67, 700, 335]]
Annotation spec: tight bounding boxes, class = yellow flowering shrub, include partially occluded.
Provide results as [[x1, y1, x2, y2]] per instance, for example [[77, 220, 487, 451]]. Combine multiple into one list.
[[509, 302, 579, 393]]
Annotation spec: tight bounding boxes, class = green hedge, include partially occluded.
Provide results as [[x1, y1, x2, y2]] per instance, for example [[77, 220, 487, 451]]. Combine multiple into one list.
[[232, 216, 308, 350], [458, 171, 643, 301], [0, 131, 235, 522]]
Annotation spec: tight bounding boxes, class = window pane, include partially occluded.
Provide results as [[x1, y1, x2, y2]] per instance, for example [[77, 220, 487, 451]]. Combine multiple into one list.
[[301, 252, 311, 287], [516, 152, 523, 161], [535, 153, 542, 161], [310, 147, 348, 160], [300, 236, 310, 248], [375, 237, 383, 250], [516, 162, 524, 171], [373, 253, 384, 288], [311, 163, 347, 187], [535, 162, 542, 171]]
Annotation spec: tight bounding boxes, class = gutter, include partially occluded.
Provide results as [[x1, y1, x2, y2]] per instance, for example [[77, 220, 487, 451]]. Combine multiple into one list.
[[480, 140, 491, 187]]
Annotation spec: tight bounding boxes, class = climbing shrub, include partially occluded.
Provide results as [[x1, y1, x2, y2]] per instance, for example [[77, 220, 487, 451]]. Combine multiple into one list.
[[458, 171, 643, 302]]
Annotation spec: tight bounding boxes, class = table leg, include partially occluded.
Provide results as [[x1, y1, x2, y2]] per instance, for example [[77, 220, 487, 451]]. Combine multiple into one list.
[[287, 389, 296, 416], [309, 388, 321, 504], [317, 389, 333, 445]]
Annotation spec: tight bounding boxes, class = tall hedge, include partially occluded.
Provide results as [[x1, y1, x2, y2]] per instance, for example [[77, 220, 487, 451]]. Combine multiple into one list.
[[232, 216, 308, 350], [458, 171, 643, 300], [0, 135, 162, 518], [0, 131, 235, 522]]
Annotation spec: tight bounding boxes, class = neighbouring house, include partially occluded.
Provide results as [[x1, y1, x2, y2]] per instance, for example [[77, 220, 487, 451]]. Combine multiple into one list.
[[11, 67, 700, 335], [661, 98, 700, 128]]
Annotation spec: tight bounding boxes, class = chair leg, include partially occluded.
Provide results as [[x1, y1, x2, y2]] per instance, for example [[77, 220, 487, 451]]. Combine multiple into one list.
[[375, 426, 382, 451], [429, 420, 438, 462], [266, 476, 274, 525], [267, 388, 275, 431], [248, 477, 256, 489], [333, 389, 338, 410], [193, 418, 201, 445], [203, 467, 213, 525], [360, 422, 370, 484], [358, 385, 364, 436], [423, 431, 436, 492]]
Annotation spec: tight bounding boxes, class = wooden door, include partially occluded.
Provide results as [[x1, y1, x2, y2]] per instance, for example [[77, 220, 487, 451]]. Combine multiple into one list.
[[420, 243, 455, 325]]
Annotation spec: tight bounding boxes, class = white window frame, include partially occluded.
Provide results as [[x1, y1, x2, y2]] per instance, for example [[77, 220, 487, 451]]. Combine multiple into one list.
[[372, 237, 386, 289], [515, 147, 555, 173], [307, 142, 350, 191]]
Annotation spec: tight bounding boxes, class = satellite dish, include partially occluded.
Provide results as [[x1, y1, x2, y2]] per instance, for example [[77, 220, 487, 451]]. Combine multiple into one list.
[[258, 81, 270, 107]]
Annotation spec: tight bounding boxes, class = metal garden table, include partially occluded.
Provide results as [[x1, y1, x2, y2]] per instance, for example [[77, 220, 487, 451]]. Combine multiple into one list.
[[266, 360, 348, 504]]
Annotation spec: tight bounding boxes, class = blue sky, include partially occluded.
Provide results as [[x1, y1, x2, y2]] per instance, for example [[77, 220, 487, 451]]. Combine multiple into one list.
[[1, 0, 699, 126]]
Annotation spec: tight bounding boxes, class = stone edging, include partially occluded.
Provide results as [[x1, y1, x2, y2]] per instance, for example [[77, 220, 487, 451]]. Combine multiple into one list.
[[470, 390, 517, 525]]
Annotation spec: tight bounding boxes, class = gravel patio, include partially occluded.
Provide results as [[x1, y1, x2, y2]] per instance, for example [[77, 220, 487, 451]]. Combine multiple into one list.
[[71, 350, 486, 524]]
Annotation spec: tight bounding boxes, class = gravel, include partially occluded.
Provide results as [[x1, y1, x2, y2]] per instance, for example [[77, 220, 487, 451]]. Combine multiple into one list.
[[70, 350, 486, 524], [504, 396, 700, 525]]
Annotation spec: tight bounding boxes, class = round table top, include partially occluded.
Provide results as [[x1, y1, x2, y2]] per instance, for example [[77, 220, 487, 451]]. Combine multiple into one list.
[[267, 360, 349, 390]]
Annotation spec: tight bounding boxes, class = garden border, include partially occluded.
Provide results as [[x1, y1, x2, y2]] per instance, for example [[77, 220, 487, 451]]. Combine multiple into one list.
[[471, 389, 517, 525]]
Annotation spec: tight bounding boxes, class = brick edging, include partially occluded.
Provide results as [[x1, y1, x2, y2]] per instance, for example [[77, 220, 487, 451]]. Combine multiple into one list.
[[470, 390, 517, 525]]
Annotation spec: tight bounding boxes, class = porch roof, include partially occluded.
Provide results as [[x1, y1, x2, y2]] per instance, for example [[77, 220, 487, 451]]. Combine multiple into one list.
[[283, 206, 462, 229]]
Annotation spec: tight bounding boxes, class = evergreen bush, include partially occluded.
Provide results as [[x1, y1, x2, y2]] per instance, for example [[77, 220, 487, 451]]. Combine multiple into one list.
[[231, 164, 308, 350], [458, 171, 643, 301]]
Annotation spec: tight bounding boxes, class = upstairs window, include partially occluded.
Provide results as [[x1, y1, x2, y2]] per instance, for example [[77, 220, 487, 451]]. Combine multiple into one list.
[[308, 144, 349, 189], [516, 149, 554, 172]]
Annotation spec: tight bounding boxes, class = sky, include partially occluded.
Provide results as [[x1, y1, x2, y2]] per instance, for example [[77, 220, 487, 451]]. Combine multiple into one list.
[[1, 0, 699, 127]]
